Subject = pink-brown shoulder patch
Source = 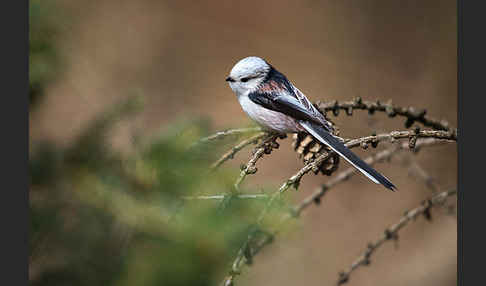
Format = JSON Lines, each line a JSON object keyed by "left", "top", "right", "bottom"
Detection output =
{"left": 260, "top": 80, "right": 285, "bottom": 93}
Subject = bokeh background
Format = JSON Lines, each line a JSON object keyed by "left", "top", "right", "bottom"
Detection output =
{"left": 29, "top": 0, "right": 457, "bottom": 285}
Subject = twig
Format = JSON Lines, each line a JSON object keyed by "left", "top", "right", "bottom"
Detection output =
{"left": 234, "top": 134, "right": 282, "bottom": 190}
{"left": 210, "top": 132, "right": 266, "bottom": 170}
{"left": 337, "top": 189, "right": 457, "bottom": 285}
{"left": 279, "top": 129, "right": 456, "bottom": 194}
{"left": 343, "top": 129, "right": 456, "bottom": 146}
{"left": 192, "top": 127, "right": 262, "bottom": 146}
{"left": 181, "top": 194, "right": 269, "bottom": 200}
{"left": 407, "top": 161, "right": 441, "bottom": 193}
{"left": 316, "top": 98, "right": 454, "bottom": 131}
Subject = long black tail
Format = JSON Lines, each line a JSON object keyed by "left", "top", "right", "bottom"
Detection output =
{"left": 299, "top": 121, "right": 396, "bottom": 191}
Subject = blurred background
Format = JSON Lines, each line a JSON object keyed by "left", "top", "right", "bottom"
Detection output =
{"left": 29, "top": 0, "right": 457, "bottom": 285}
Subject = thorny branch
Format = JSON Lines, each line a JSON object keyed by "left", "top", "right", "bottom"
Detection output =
{"left": 278, "top": 129, "right": 456, "bottom": 194}
{"left": 210, "top": 132, "right": 266, "bottom": 170}
{"left": 193, "top": 127, "right": 261, "bottom": 146}
{"left": 234, "top": 133, "right": 285, "bottom": 190}
{"left": 316, "top": 97, "right": 454, "bottom": 132}
{"left": 181, "top": 194, "right": 269, "bottom": 200}
{"left": 223, "top": 138, "right": 453, "bottom": 285}
{"left": 337, "top": 189, "right": 457, "bottom": 286}
{"left": 407, "top": 161, "right": 441, "bottom": 193}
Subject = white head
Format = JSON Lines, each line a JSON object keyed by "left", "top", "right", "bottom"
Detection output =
{"left": 226, "top": 56, "right": 271, "bottom": 95}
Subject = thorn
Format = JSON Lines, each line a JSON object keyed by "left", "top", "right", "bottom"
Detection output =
{"left": 386, "top": 105, "right": 396, "bottom": 117}
{"left": 361, "top": 141, "right": 369, "bottom": 149}
{"left": 292, "top": 179, "right": 301, "bottom": 191}
{"left": 413, "top": 125, "right": 421, "bottom": 134}
{"left": 384, "top": 229, "right": 395, "bottom": 240}
{"left": 371, "top": 138, "right": 378, "bottom": 148}
{"left": 243, "top": 244, "right": 253, "bottom": 265}
{"left": 333, "top": 108, "right": 340, "bottom": 116}
{"left": 363, "top": 243, "right": 373, "bottom": 265}
{"left": 423, "top": 200, "right": 433, "bottom": 221}
{"left": 366, "top": 242, "right": 374, "bottom": 251}
{"left": 338, "top": 272, "right": 349, "bottom": 285}
{"left": 346, "top": 106, "right": 353, "bottom": 116}
{"left": 363, "top": 257, "right": 371, "bottom": 266}
{"left": 370, "top": 132, "right": 378, "bottom": 148}
{"left": 408, "top": 135, "right": 417, "bottom": 150}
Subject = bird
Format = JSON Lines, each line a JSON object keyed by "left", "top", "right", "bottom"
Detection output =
{"left": 225, "top": 56, "right": 396, "bottom": 191}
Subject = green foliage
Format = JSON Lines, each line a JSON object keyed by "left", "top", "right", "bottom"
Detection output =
{"left": 30, "top": 99, "right": 267, "bottom": 286}
{"left": 29, "top": 0, "right": 66, "bottom": 107}
{"left": 29, "top": 4, "right": 278, "bottom": 284}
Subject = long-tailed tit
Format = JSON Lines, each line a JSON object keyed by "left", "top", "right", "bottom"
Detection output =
{"left": 225, "top": 56, "right": 396, "bottom": 191}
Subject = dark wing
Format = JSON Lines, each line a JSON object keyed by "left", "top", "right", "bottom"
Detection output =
{"left": 248, "top": 90, "right": 328, "bottom": 128}
{"left": 248, "top": 74, "right": 334, "bottom": 132}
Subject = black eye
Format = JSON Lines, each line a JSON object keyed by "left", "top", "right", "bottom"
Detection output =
{"left": 241, "top": 77, "right": 249, "bottom": 82}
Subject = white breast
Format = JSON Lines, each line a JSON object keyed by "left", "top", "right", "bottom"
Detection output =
{"left": 237, "top": 94, "right": 302, "bottom": 133}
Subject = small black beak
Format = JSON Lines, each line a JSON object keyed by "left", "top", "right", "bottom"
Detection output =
{"left": 225, "top": 76, "right": 235, "bottom": 82}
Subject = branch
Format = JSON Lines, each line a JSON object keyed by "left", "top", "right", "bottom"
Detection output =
{"left": 210, "top": 132, "right": 266, "bottom": 170}
{"left": 234, "top": 134, "right": 283, "bottom": 190}
{"left": 337, "top": 189, "right": 457, "bottom": 285}
{"left": 192, "top": 127, "right": 262, "bottom": 146}
{"left": 407, "top": 160, "right": 441, "bottom": 193}
{"left": 316, "top": 97, "right": 454, "bottom": 131}
{"left": 181, "top": 194, "right": 269, "bottom": 200}
{"left": 279, "top": 129, "right": 456, "bottom": 194}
